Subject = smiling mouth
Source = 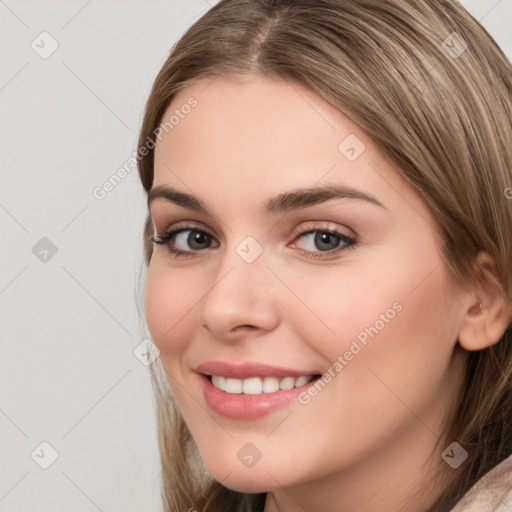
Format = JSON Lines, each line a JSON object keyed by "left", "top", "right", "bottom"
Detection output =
{"left": 207, "top": 374, "right": 320, "bottom": 395}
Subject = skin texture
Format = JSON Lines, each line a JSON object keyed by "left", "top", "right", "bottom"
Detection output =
{"left": 145, "top": 74, "right": 502, "bottom": 511}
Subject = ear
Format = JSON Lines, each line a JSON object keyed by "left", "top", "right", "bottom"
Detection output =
{"left": 458, "top": 251, "right": 512, "bottom": 352}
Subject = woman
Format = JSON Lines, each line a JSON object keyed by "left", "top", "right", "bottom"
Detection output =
{"left": 136, "top": 0, "right": 512, "bottom": 510}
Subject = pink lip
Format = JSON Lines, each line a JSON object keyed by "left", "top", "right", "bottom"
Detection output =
{"left": 195, "top": 361, "right": 321, "bottom": 420}
{"left": 195, "top": 361, "right": 319, "bottom": 379}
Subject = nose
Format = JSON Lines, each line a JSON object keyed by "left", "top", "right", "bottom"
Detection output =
{"left": 198, "top": 246, "right": 280, "bottom": 342}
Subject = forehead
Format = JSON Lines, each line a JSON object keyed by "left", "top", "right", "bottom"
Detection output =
{"left": 151, "top": 74, "right": 434, "bottom": 229}
{"left": 154, "top": 75, "right": 373, "bottom": 184}
{"left": 170, "top": 73, "right": 338, "bottom": 124}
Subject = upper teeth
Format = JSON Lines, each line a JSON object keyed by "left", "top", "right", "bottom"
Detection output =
{"left": 211, "top": 375, "right": 314, "bottom": 394}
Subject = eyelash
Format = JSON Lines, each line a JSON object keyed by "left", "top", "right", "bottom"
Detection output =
{"left": 152, "top": 223, "right": 357, "bottom": 260}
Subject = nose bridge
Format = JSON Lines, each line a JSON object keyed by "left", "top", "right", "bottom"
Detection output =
{"left": 214, "top": 231, "right": 269, "bottom": 289}
{"left": 198, "top": 233, "right": 279, "bottom": 337}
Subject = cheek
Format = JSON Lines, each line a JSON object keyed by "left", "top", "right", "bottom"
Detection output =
{"left": 145, "top": 260, "right": 198, "bottom": 357}
{"left": 288, "top": 242, "right": 456, "bottom": 391}
{"left": 282, "top": 261, "right": 407, "bottom": 364}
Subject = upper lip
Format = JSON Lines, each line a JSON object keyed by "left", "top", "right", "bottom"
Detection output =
{"left": 195, "top": 361, "right": 320, "bottom": 379}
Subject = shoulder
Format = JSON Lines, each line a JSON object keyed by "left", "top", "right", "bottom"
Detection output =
{"left": 452, "top": 454, "right": 512, "bottom": 511}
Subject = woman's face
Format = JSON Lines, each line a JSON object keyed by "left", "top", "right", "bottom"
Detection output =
{"left": 145, "top": 74, "right": 467, "bottom": 501}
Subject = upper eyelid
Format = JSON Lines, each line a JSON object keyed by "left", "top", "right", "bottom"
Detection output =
{"left": 148, "top": 195, "right": 378, "bottom": 235}
{"left": 155, "top": 219, "right": 353, "bottom": 236}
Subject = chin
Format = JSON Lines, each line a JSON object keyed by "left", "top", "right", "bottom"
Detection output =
{"left": 204, "top": 463, "right": 279, "bottom": 494}
{"left": 222, "top": 480, "right": 270, "bottom": 494}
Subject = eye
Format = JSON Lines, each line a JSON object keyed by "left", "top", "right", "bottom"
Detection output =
{"left": 291, "top": 225, "right": 357, "bottom": 259}
{"left": 152, "top": 225, "right": 218, "bottom": 257}
{"left": 152, "top": 223, "right": 357, "bottom": 259}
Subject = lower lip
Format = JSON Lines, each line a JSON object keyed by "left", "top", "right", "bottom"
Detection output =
{"left": 200, "top": 374, "right": 319, "bottom": 420}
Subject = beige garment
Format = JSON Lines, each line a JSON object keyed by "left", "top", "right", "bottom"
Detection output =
{"left": 452, "top": 455, "right": 512, "bottom": 511}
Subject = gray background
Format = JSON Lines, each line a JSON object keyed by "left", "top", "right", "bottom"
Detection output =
{"left": 1, "top": 1, "right": 510, "bottom": 511}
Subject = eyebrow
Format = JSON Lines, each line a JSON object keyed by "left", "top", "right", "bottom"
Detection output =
{"left": 147, "top": 183, "right": 386, "bottom": 215}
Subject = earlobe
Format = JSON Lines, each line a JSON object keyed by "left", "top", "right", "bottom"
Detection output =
{"left": 457, "top": 252, "right": 511, "bottom": 352}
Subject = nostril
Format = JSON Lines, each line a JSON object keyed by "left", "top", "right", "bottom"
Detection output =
{"left": 233, "top": 325, "right": 257, "bottom": 333}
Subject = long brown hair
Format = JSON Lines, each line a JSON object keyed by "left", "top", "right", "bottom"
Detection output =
{"left": 135, "top": 1, "right": 512, "bottom": 510}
